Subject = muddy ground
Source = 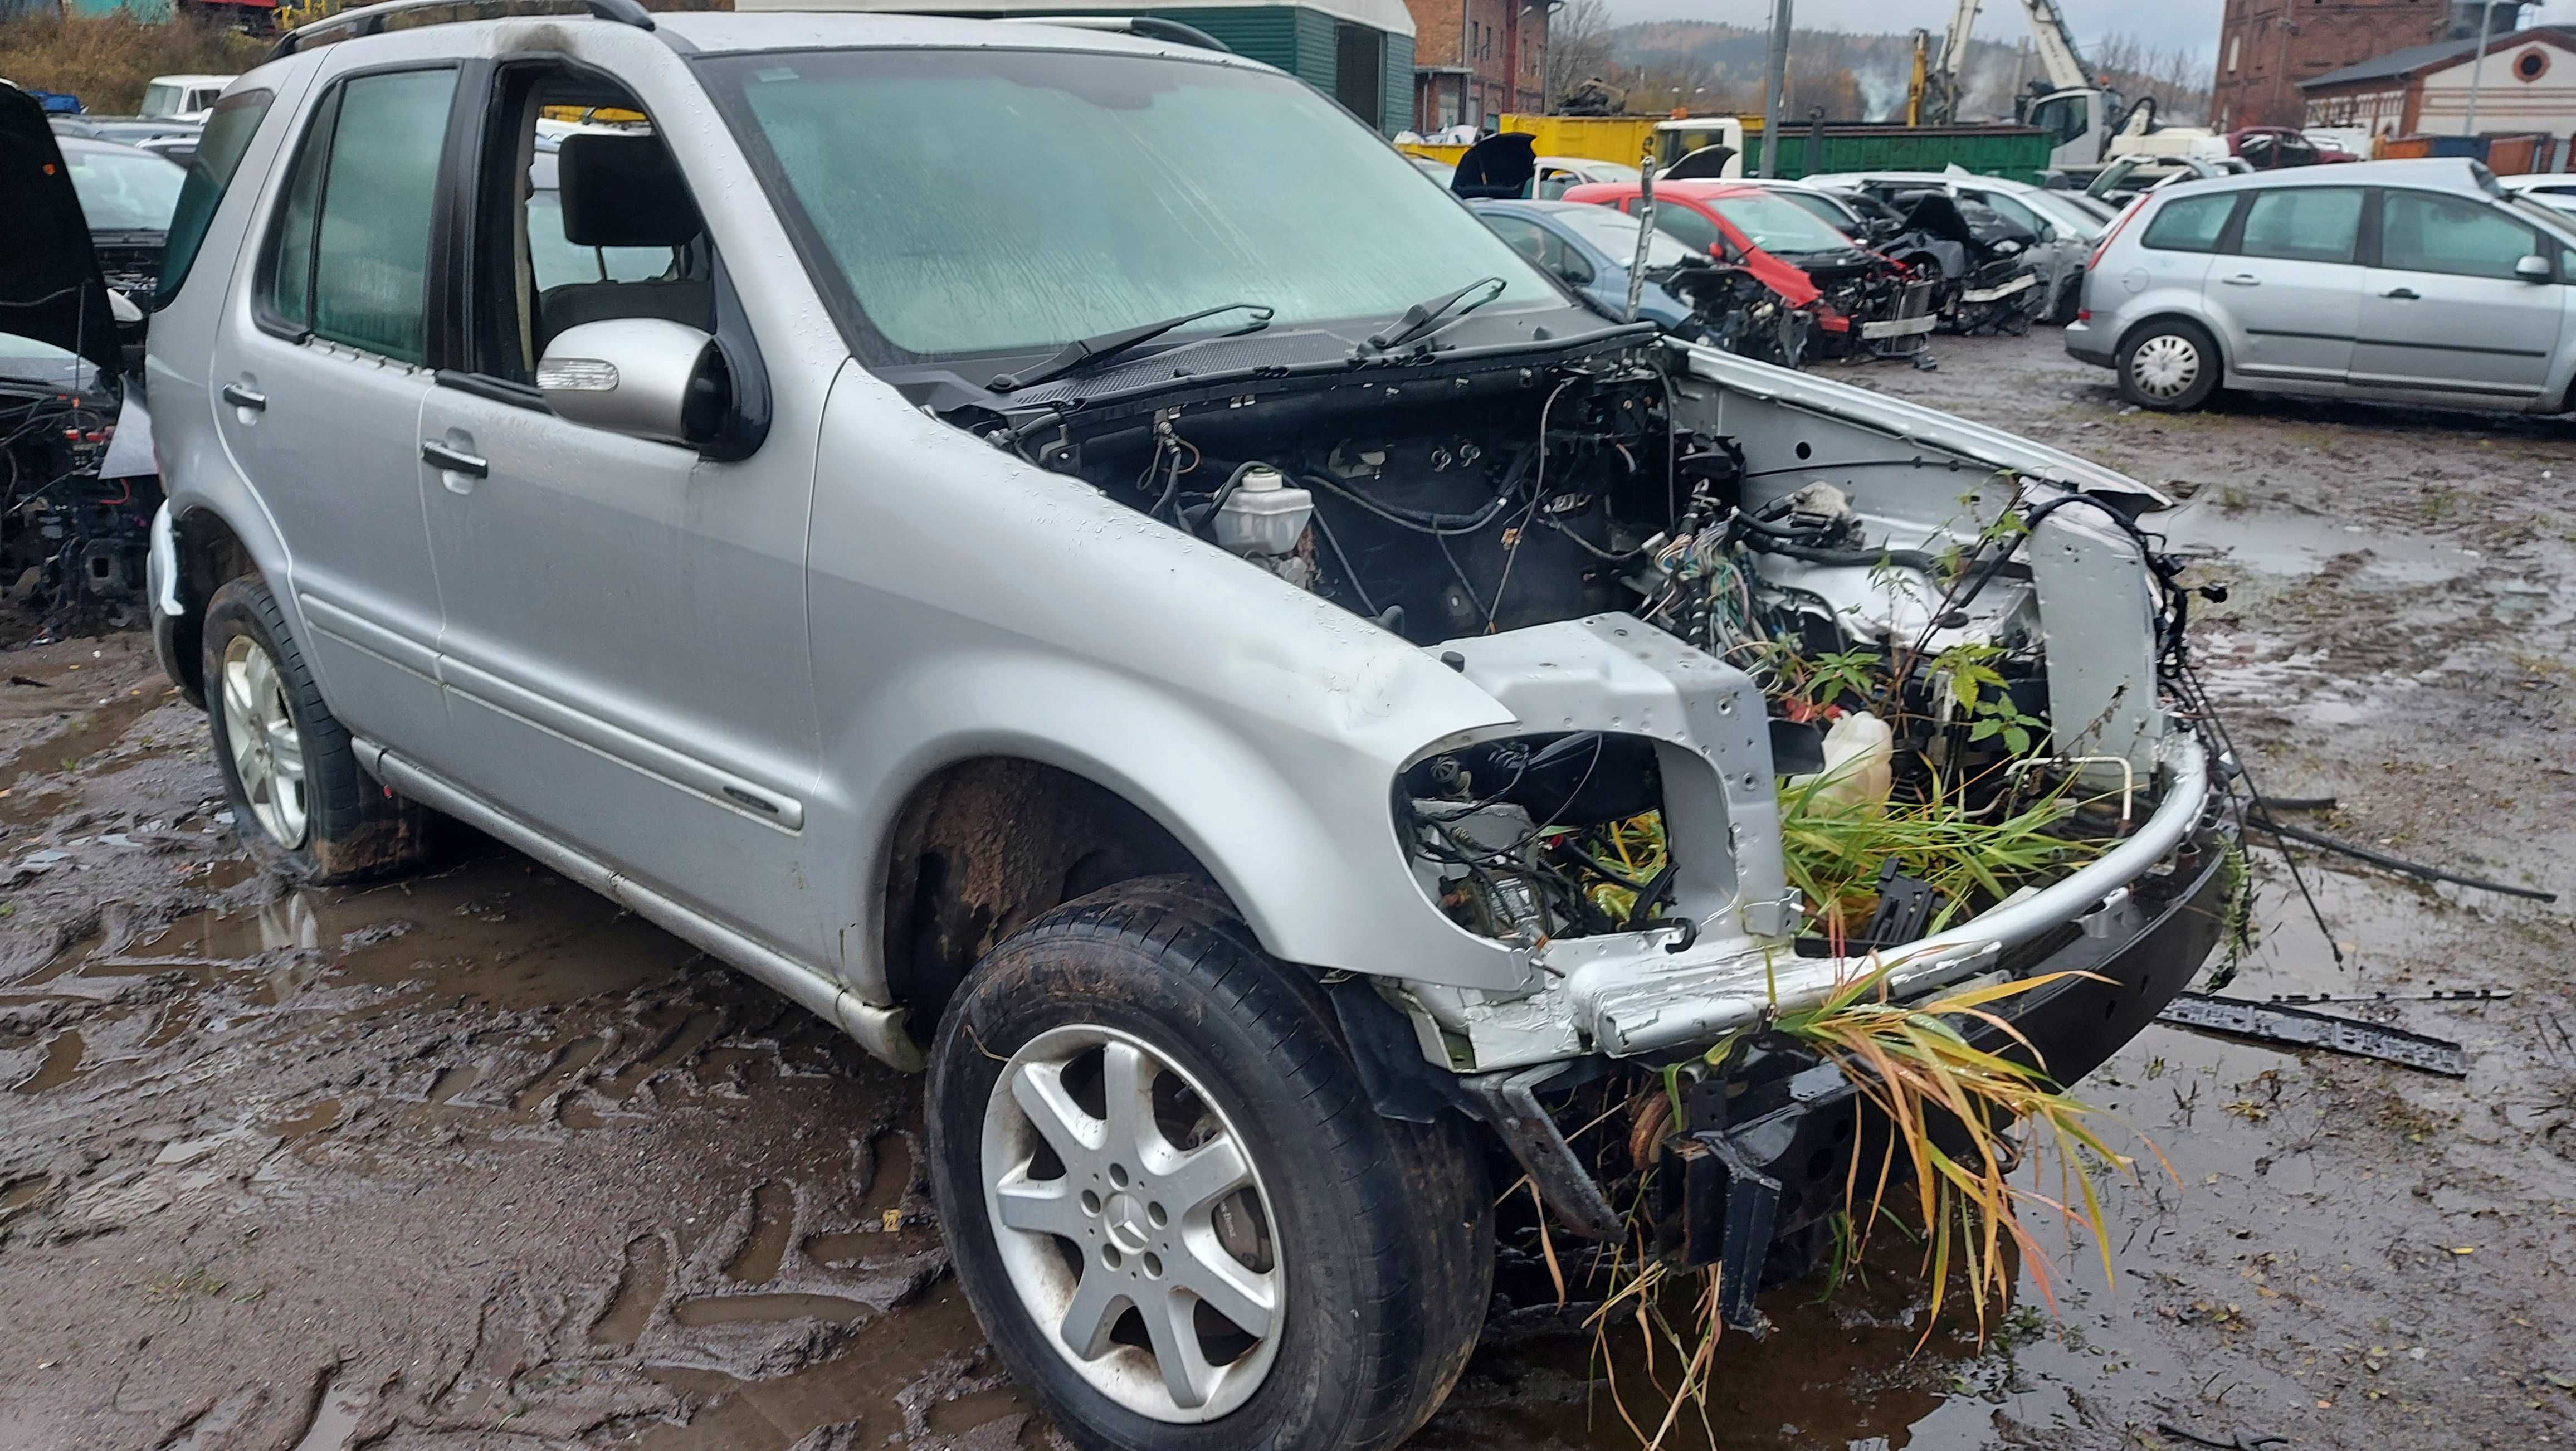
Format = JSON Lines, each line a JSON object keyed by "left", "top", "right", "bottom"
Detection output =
{"left": 2, "top": 334, "right": 2570, "bottom": 1451}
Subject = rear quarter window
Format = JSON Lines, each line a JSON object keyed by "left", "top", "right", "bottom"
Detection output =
{"left": 155, "top": 87, "right": 275, "bottom": 308}
{"left": 2139, "top": 192, "right": 2237, "bottom": 253}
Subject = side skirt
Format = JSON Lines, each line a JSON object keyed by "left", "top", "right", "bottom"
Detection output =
{"left": 353, "top": 737, "right": 925, "bottom": 1072}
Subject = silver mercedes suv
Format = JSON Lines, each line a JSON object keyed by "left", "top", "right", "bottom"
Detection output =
{"left": 135, "top": 4, "right": 2226, "bottom": 1445}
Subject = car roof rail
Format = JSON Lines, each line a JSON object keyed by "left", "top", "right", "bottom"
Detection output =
{"left": 991, "top": 14, "right": 1229, "bottom": 52}
{"left": 269, "top": 0, "right": 657, "bottom": 61}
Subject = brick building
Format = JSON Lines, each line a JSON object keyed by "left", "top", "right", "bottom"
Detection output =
{"left": 2302, "top": 26, "right": 2576, "bottom": 161}
{"left": 2211, "top": 0, "right": 2517, "bottom": 129}
{"left": 1404, "top": 0, "right": 1550, "bottom": 132}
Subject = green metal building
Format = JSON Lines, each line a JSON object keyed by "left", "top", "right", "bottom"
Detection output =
{"left": 738, "top": 0, "right": 1416, "bottom": 136}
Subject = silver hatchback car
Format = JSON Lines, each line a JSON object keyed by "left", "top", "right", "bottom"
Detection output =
{"left": 2067, "top": 158, "right": 2576, "bottom": 413}
{"left": 126, "top": 4, "right": 2224, "bottom": 1446}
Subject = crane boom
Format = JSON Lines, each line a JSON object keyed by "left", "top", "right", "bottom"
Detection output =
{"left": 1933, "top": 0, "right": 1980, "bottom": 86}
{"left": 2017, "top": 0, "right": 2096, "bottom": 91}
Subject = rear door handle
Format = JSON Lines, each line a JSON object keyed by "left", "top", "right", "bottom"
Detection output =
{"left": 2382, "top": 286, "right": 2421, "bottom": 300}
{"left": 421, "top": 441, "right": 489, "bottom": 478}
{"left": 2220, "top": 274, "right": 2260, "bottom": 286}
{"left": 219, "top": 382, "right": 266, "bottom": 411}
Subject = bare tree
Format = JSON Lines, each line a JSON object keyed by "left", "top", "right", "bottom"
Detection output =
{"left": 1544, "top": 0, "right": 1616, "bottom": 112}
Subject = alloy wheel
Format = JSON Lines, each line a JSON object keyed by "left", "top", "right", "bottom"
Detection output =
{"left": 2130, "top": 333, "right": 2202, "bottom": 400}
{"left": 219, "top": 634, "right": 310, "bottom": 848}
{"left": 980, "top": 1024, "right": 1284, "bottom": 1423}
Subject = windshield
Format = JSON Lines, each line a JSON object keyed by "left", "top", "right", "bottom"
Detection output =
{"left": 1553, "top": 206, "right": 1694, "bottom": 268}
{"left": 701, "top": 48, "right": 1558, "bottom": 362}
{"left": 140, "top": 82, "right": 185, "bottom": 117}
{"left": 64, "top": 145, "right": 186, "bottom": 231}
{"left": 1708, "top": 193, "right": 1854, "bottom": 254}
{"left": 2018, "top": 188, "right": 2104, "bottom": 239}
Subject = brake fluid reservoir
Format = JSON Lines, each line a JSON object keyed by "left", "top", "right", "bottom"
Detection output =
{"left": 1214, "top": 465, "right": 1313, "bottom": 557}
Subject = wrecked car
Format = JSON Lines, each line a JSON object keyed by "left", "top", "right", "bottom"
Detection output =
{"left": 1, "top": 85, "right": 161, "bottom": 630}
{"left": 1469, "top": 197, "right": 1809, "bottom": 366}
{"left": 138, "top": 7, "right": 2227, "bottom": 1449}
{"left": 1564, "top": 177, "right": 1939, "bottom": 363}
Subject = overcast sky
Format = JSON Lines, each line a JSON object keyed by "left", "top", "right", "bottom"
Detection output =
{"left": 1597, "top": 0, "right": 2576, "bottom": 72}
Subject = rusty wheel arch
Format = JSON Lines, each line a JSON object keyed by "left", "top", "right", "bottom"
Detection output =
{"left": 877, "top": 756, "right": 1218, "bottom": 1051}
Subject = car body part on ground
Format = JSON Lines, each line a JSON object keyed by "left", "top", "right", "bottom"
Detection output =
{"left": 130, "top": 9, "right": 2224, "bottom": 1445}
{"left": 2155, "top": 993, "right": 2471, "bottom": 1077}
{"left": 2069, "top": 157, "right": 2576, "bottom": 416}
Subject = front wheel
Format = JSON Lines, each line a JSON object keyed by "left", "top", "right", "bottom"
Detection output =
{"left": 926, "top": 877, "right": 1491, "bottom": 1451}
{"left": 2118, "top": 318, "right": 2221, "bottom": 411}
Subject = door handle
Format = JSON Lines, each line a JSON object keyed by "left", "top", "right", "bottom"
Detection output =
{"left": 2382, "top": 287, "right": 2420, "bottom": 300}
{"left": 421, "top": 441, "right": 489, "bottom": 478}
{"left": 2219, "top": 274, "right": 2261, "bottom": 286}
{"left": 219, "top": 382, "right": 266, "bottom": 411}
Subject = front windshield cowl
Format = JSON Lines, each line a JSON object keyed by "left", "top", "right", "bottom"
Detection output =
{"left": 698, "top": 46, "right": 1571, "bottom": 377}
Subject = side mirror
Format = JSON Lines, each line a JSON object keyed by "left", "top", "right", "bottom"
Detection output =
{"left": 537, "top": 318, "right": 728, "bottom": 447}
{"left": 2515, "top": 254, "right": 2551, "bottom": 281}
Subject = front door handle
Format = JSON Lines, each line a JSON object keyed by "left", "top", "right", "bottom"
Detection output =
{"left": 2382, "top": 286, "right": 2421, "bottom": 300}
{"left": 421, "top": 441, "right": 489, "bottom": 478}
{"left": 2219, "top": 274, "right": 2261, "bottom": 286}
{"left": 219, "top": 382, "right": 266, "bottom": 411}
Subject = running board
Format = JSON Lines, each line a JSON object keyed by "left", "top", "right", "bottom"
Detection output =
{"left": 353, "top": 738, "right": 925, "bottom": 1072}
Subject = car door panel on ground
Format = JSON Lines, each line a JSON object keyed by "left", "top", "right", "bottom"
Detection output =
{"left": 2207, "top": 185, "right": 2363, "bottom": 384}
{"left": 207, "top": 66, "right": 460, "bottom": 745}
{"left": 413, "top": 65, "right": 823, "bottom": 955}
{"left": 2353, "top": 188, "right": 2568, "bottom": 401}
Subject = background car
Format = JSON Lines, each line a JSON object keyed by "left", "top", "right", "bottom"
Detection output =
{"left": 55, "top": 136, "right": 187, "bottom": 302}
{"left": 2067, "top": 158, "right": 2576, "bottom": 414}
{"left": 1467, "top": 198, "right": 1698, "bottom": 332}
{"left": 1531, "top": 155, "right": 1640, "bottom": 199}
{"left": 2500, "top": 172, "right": 2576, "bottom": 216}
{"left": 1806, "top": 169, "right": 2104, "bottom": 323}
{"left": 137, "top": 74, "right": 234, "bottom": 123}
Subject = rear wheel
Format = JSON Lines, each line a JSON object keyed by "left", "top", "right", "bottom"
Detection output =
{"left": 201, "top": 576, "right": 433, "bottom": 884}
{"left": 2118, "top": 318, "right": 2220, "bottom": 411}
{"left": 926, "top": 877, "right": 1491, "bottom": 1451}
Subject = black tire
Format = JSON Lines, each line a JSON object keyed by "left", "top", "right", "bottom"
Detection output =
{"left": 201, "top": 576, "right": 432, "bottom": 884}
{"left": 926, "top": 876, "right": 1492, "bottom": 1451}
{"left": 2048, "top": 272, "right": 2082, "bottom": 326}
{"left": 2117, "top": 317, "right": 2221, "bottom": 411}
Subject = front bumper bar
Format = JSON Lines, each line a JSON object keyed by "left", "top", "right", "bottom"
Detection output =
{"left": 1661, "top": 820, "right": 2232, "bottom": 1330}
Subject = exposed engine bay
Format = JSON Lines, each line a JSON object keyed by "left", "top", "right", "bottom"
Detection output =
{"left": 1, "top": 374, "right": 155, "bottom": 635}
{"left": 969, "top": 337, "right": 2189, "bottom": 1000}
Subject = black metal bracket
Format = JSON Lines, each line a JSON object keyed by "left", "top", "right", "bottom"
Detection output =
{"left": 1669, "top": 1130, "right": 1782, "bottom": 1333}
{"left": 2157, "top": 992, "right": 2469, "bottom": 1077}
{"left": 1453, "top": 1063, "right": 1624, "bottom": 1241}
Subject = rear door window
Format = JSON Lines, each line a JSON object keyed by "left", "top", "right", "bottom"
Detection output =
{"left": 262, "top": 67, "right": 460, "bottom": 364}
{"left": 2236, "top": 187, "right": 2363, "bottom": 263}
{"left": 2139, "top": 192, "right": 2237, "bottom": 252}
{"left": 2379, "top": 190, "right": 2542, "bottom": 279}
{"left": 157, "top": 87, "right": 273, "bottom": 305}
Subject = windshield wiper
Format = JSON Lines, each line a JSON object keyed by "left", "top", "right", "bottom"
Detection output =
{"left": 1358, "top": 276, "right": 1506, "bottom": 355}
{"left": 988, "top": 301, "right": 1274, "bottom": 393}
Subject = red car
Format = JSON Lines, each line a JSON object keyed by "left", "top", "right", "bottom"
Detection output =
{"left": 1559, "top": 179, "right": 1923, "bottom": 357}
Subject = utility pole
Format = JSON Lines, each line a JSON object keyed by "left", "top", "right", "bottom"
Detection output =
{"left": 2461, "top": 0, "right": 2504, "bottom": 143}
{"left": 1759, "top": 0, "right": 1794, "bottom": 176}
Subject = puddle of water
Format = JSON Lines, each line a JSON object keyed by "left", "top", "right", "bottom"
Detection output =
{"left": 637, "top": 1287, "right": 1035, "bottom": 1451}
{"left": 289, "top": 1381, "right": 368, "bottom": 1451}
{"left": 670, "top": 1293, "right": 875, "bottom": 1328}
{"left": 2152, "top": 500, "right": 2481, "bottom": 587}
{"left": 274, "top": 1099, "right": 344, "bottom": 1141}
{"left": 726, "top": 1182, "right": 796, "bottom": 1286}
{"left": 11, "top": 1030, "right": 84, "bottom": 1093}
{"left": 592, "top": 1235, "right": 669, "bottom": 1347}
{"left": 510, "top": 1035, "right": 609, "bottom": 1117}
{"left": 425, "top": 1064, "right": 479, "bottom": 1106}
{"left": 602, "top": 1010, "right": 727, "bottom": 1100}
{"left": 0, "top": 1176, "right": 46, "bottom": 1216}
{"left": 119, "top": 850, "right": 701, "bottom": 1011}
